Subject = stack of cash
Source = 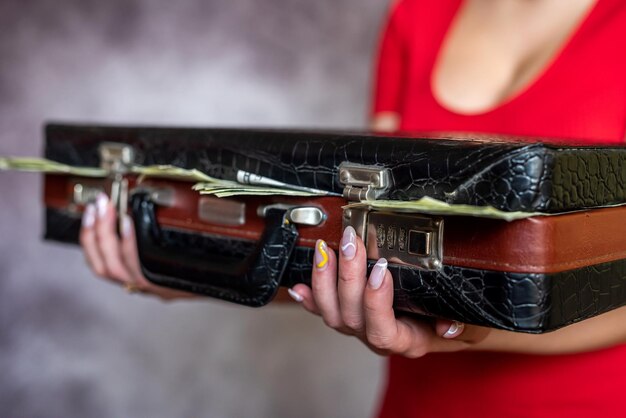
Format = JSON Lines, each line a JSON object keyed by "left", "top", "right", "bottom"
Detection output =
{"left": 1, "top": 157, "right": 542, "bottom": 220}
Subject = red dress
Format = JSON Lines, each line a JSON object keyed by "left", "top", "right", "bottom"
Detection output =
{"left": 372, "top": 1, "right": 626, "bottom": 417}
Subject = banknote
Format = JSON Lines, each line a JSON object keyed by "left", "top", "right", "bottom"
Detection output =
{"left": 0, "top": 157, "right": 107, "bottom": 177}
{"left": 192, "top": 169, "right": 337, "bottom": 197}
{"left": 235, "top": 170, "right": 337, "bottom": 195}
{"left": 192, "top": 184, "right": 326, "bottom": 197}
{"left": 344, "top": 197, "right": 544, "bottom": 221}
{"left": 194, "top": 186, "right": 327, "bottom": 198}
{"left": 134, "top": 165, "right": 219, "bottom": 183}
{"left": 0, "top": 158, "right": 226, "bottom": 182}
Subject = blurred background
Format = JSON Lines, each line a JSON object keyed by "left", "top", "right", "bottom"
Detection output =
{"left": 0, "top": 0, "right": 389, "bottom": 417}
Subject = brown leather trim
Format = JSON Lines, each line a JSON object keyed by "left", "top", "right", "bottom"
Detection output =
{"left": 44, "top": 175, "right": 626, "bottom": 274}
{"left": 44, "top": 175, "right": 343, "bottom": 247}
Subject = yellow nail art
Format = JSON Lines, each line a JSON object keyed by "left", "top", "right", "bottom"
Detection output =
{"left": 316, "top": 240, "right": 329, "bottom": 269}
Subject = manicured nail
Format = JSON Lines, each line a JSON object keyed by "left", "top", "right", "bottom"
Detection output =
{"left": 443, "top": 321, "right": 465, "bottom": 339}
{"left": 287, "top": 288, "right": 303, "bottom": 303}
{"left": 340, "top": 226, "right": 357, "bottom": 260}
{"left": 122, "top": 215, "right": 132, "bottom": 238}
{"left": 314, "top": 239, "right": 329, "bottom": 271}
{"left": 82, "top": 204, "right": 96, "bottom": 228}
{"left": 369, "top": 258, "right": 388, "bottom": 290}
{"left": 96, "top": 193, "right": 108, "bottom": 218}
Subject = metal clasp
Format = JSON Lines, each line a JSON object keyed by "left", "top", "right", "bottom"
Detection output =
{"left": 258, "top": 204, "right": 326, "bottom": 226}
{"left": 70, "top": 143, "right": 135, "bottom": 219}
{"left": 338, "top": 162, "right": 391, "bottom": 201}
{"left": 99, "top": 143, "right": 135, "bottom": 231}
{"left": 343, "top": 207, "right": 443, "bottom": 270}
{"left": 72, "top": 180, "right": 106, "bottom": 206}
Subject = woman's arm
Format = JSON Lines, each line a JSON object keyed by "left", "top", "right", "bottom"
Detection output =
{"left": 471, "top": 306, "right": 626, "bottom": 355}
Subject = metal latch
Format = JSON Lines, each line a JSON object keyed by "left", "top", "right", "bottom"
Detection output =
{"left": 338, "top": 162, "right": 391, "bottom": 201}
{"left": 343, "top": 207, "right": 443, "bottom": 271}
{"left": 258, "top": 204, "right": 326, "bottom": 226}
{"left": 99, "top": 142, "right": 135, "bottom": 230}
{"left": 72, "top": 180, "right": 106, "bottom": 206}
{"left": 70, "top": 143, "right": 135, "bottom": 219}
{"left": 339, "top": 163, "right": 441, "bottom": 270}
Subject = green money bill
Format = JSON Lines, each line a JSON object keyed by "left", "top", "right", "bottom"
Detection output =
{"left": 344, "top": 197, "right": 544, "bottom": 221}
{"left": 0, "top": 157, "right": 107, "bottom": 177}
{"left": 0, "top": 158, "right": 221, "bottom": 182}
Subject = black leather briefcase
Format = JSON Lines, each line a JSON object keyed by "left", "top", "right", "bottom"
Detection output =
{"left": 43, "top": 124, "right": 626, "bottom": 333}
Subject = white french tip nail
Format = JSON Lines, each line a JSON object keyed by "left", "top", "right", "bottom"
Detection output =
{"left": 96, "top": 193, "right": 108, "bottom": 218}
{"left": 444, "top": 321, "right": 465, "bottom": 338}
{"left": 82, "top": 204, "right": 96, "bottom": 228}
{"left": 287, "top": 288, "right": 303, "bottom": 303}
{"left": 122, "top": 215, "right": 132, "bottom": 238}
{"left": 368, "top": 258, "right": 388, "bottom": 290}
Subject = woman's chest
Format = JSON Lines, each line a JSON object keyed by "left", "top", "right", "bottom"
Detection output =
{"left": 431, "top": 0, "right": 599, "bottom": 115}
{"left": 398, "top": 0, "right": 626, "bottom": 142}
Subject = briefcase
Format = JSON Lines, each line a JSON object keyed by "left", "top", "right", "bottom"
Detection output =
{"left": 42, "top": 123, "right": 626, "bottom": 333}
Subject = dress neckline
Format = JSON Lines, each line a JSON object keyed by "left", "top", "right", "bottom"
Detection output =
{"left": 428, "top": 0, "right": 602, "bottom": 117}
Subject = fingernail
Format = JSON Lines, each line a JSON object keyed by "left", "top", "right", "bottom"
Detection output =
{"left": 340, "top": 226, "right": 357, "bottom": 260}
{"left": 314, "top": 240, "right": 329, "bottom": 271}
{"left": 443, "top": 321, "right": 465, "bottom": 339}
{"left": 96, "top": 193, "right": 108, "bottom": 218}
{"left": 122, "top": 215, "right": 132, "bottom": 238}
{"left": 287, "top": 288, "right": 303, "bottom": 303}
{"left": 82, "top": 204, "right": 96, "bottom": 228}
{"left": 369, "top": 258, "right": 388, "bottom": 290}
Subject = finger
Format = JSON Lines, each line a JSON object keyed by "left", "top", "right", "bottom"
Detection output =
{"left": 337, "top": 226, "right": 367, "bottom": 332}
{"left": 311, "top": 239, "right": 343, "bottom": 329}
{"left": 289, "top": 284, "right": 321, "bottom": 315}
{"left": 79, "top": 203, "right": 107, "bottom": 277}
{"left": 427, "top": 320, "right": 491, "bottom": 352}
{"left": 94, "top": 193, "right": 134, "bottom": 284}
{"left": 435, "top": 319, "right": 465, "bottom": 339}
{"left": 363, "top": 259, "right": 433, "bottom": 357}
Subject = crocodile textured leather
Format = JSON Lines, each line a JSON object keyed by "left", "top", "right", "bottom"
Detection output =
{"left": 45, "top": 208, "right": 626, "bottom": 332}
{"left": 284, "top": 249, "right": 626, "bottom": 332}
{"left": 45, "top": 125, "right": 626, "bottom": 213}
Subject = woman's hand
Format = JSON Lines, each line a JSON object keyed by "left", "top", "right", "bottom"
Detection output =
{"left": 289, "top": 226, "right": 490, "bottom": 357}
{"left": 79, "top": 193, "right": 196, "bottom": 301}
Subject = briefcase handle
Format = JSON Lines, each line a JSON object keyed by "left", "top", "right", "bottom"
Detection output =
{"left": 129, "top": 190, "right": 299, "bottom": 307}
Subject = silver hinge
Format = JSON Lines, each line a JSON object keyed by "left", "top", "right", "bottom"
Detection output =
{"left": 338, "top": 162, "right": 391, "bottom": 201}
{"left": 99, "top": 143, "right": 135, "bottom": 231}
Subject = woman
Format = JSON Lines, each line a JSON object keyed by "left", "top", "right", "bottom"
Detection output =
{"left": 81, "top": 0, "right": 626, "bottom": 416}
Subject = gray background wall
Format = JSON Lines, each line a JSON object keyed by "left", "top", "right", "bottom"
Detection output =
{"left": 0, "top": 0, "right": 389, "bottom": 417}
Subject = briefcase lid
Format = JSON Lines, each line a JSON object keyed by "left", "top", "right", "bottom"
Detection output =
{"left": 45, "top": 123, "right": 626, "bottom": 213}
